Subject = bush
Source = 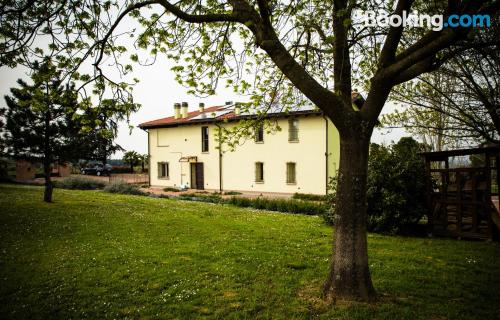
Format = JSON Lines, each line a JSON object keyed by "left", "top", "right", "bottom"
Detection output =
{"left": 55, "top": 176, "right": 106, "bottom": 190}
{"left": 292, "top": 193, "right": 327, "bottom": 202}
{"left": 366, "top": 137, "right": 427, "bottom": 234}
{"left": 0, "top": 158, "right": 11, "bottom": 182}
{"left": 223, "top": 191, "right": 242, "bottom": 195}
{"left": 322, "top": 137, "right": 427, "bottom": 233}
{"left": 322, "top": 177, "right": 337, "bottom": 226}
{"left": 178, "top": 192, "right": 223, "bottom": 203}
{"left": 111, "top": 165, "right": 132, "bottom": 174}
{"left": 104, "top": 181, "right": 145, "bottom": 195}
{"left": 163, "top": 187, "right": 181, "bottom": 192}
{"left": 226, "top": 196, "right": 327, "bottom": 215}
{"left": 226, "top": 196, "right": 253, "bottom": 207}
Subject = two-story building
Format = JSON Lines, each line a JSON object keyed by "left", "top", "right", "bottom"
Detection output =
{"left": 139, "top": 97, "right": 362, "bottom": 195}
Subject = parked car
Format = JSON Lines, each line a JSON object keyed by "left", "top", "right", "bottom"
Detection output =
{"left": 81, "top": 164, "right": 112, "bottom": 176}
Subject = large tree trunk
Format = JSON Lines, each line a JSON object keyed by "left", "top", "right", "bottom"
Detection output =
{"left": 43, "top": 159, "right": 53, "bottom": 203}
{"left": 323, "top": 132, "right": 375, "bottom": 301}
{"left": 43, "top": 108, "right": 53, "bottom": 203}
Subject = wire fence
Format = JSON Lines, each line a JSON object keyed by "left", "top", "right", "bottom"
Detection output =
{"left": 108, "top": 173, "right": 148, "bottom": 185}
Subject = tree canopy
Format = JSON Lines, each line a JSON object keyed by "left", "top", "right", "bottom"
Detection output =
{"left": 383, "top": 22, "right": 499, "bottom": 150}
{"left": 1, "top": 59, "right": 81, "bottom": 201}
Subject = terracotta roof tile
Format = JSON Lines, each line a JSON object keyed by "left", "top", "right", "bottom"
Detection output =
{"left": 139, "top": 92, "right": 364, "bottom": 129}
{"left": 139, "top": 105, "right": 224, "bottom": 128}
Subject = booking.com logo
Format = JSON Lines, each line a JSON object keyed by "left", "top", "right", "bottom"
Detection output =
{"left": 361, "top": 10, "right": 491, "bottom": 31}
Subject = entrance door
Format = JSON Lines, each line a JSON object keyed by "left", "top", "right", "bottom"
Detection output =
{"left": 190, "top": 163, "right": 204, "bottom": 190}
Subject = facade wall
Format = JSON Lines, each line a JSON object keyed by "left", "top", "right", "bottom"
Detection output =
{"left": 149, "top": 124, "right": 221, "bottom": 190}
{"left": 148, "top": 115, "right": 340, "bottom": 195}
{"left": 221, "top": 116, "right": 331, "bottom": 194}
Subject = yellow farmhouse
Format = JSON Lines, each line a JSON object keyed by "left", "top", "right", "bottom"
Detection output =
{"left": 139, "top": 96, "right": 363, "bottom": 195}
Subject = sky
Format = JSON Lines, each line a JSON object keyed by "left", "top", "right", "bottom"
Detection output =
{"left": 0, "top": 14, "right": 405, "bottom": 159}
{"left": 0, "top": 61, "right": 405, "bottom": 158}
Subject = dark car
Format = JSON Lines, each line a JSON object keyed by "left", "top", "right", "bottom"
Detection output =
{"left": 81, "top": 164, "right": 112, "bottom": 176}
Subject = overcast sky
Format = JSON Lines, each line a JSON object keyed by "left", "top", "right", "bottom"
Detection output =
{"left": 0, "top": 62, "right": 405, "bottom": 158}
{"left": 0, "top": 14, "right": 405, "bottom": 159}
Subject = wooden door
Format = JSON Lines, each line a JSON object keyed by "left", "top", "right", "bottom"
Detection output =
{"left": 190, "top": 163, "right": 204, "bottom": 190}
{"left": 195, "top": 163, "right": 204, "bottom": 190}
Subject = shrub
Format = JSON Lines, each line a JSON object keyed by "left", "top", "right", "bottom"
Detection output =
{"left": 226, "top": 196, "right": 327, "bottom": 215}
{"left": 226, "top": 196, "right": 252, "bottom": 207}
{"left": 55, "top": 176, "right": 106, "bottom": 190}
{"left": 178, "top": 192, "right": 223, "bottom": 203}
{"left": 322, "top": 177, "right": 337, "bottom": 226}
{"left": 292, "top": 193, "right": 327, "bottom": 202}
{"left": 366, "top": 137, "right": 427, "bottom": 234}
{"left": 0, "top": 158, "right": 11, "bottom": 182}
{"left": 111, "top": 165, "right": 132, "bottom": 174}
{"left": 223, "top": 191, "right": 242, "bottom": 195}
{"left": 163, "top": 187, "right": 181, "bottom": 192}
{"left": 104, "top": 181, "right": 145, "bottom": 195}
{"left": 322, "top": 137, "right": 426, "bottom": 234}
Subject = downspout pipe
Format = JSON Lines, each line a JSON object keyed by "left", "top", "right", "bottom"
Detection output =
{"left": 140, "top": 127, "right": 151, "bottom": 187}
{"left": 215, "top": 123, "right": 223, "bottom": 192}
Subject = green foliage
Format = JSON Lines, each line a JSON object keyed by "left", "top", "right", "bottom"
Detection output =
{"left": 73, "top": 98, "right": 137, "bottom": 163}
{"left": 226, "top": 197, "right": 327, "bottom": 215}
{"left": 366, "top": 137, "right": 427, "bottom": 234}
{"left": 122, "top": 151, "right": 141, "bottom": 172}
{"left": 0, "top": 158, "right": 12, "bottom": 182}
{"left": 178, "top": 192, "right": 223, "bottom": 203}
{"left": 163, "top": 187, "right": 181, "bottom": 192}
{"left": 321, "top": 138, "right": 427, "bottom": 234}
{"left": 55, "top": 176, "right": 106, "bottom": 190}
{"left": 1, "top": 59, "right": 81, "bottom": 163}
{"left": 223, "top": 191, "right": 242, "bottom": 195}
{"left": 110, "top": 165, "right": 133, "bottom": 174}
{"left": 322, "top": 177, "right": 338, "bottom": 226}
{"left": 103, "top": 180, "right": 145, "bottom": 195}
{"left": 292, "top": 193, "right": 327, "bottom": 202}
{"left": 2, "top": 184, "right": 500, "bottom": 319}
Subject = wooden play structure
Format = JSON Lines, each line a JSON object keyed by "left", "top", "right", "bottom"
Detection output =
{"left": 421, "top": 145, "right": 500, "bottom": 240}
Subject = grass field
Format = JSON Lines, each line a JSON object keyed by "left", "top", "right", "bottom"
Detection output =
{"left": 1, "top": 184, "right": 500, "bottom": 319}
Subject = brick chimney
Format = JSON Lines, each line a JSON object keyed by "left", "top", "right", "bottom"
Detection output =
{"left": 199, "top": 102, "right": 205, "bottom": 113}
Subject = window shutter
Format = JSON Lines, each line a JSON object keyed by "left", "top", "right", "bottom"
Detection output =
{"left": 287, "top": 162, "right": 296, "bottom": 184}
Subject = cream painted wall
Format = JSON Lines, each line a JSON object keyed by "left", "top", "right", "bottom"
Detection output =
{"left": 147, "top": 114, "right": 340, "bottom": 195}
{"left": 327, "top": 119, "right": 340, "bottom": 190}
{"left": 149, "top": 124, "right": 220, "bottom": 189}
{"left": 221, "top": 116, "right": 328, "bottom": 194}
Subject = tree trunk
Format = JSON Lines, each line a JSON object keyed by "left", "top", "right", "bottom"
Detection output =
{"left": 130, "top": 164, "right": 134, "bottom": 173}
{"left": 43, "top": 108, "right": 53, "bottom": 203}
{"left": 43, "top": 159, "right": 53, "bottom": 203}
{"left": 323, "top": 133, "right": 376, "bottom": 301}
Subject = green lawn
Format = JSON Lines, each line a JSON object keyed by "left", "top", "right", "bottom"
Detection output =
{"left": 1, "top": 184, "right": 500, "bottom": 319}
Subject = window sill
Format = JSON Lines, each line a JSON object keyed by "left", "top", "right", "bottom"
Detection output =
{"left": 255, "top": 181, "right": 264, "bottom": 184}
{"left": 158, "top": 177, "right": 170, "bottom": 180}
{"left": 288, "top": 140, "right": 299, "bottom": 143}
{"left": 201, "top": 151, "right": 209, "bottom": 154}
{"left": 286, "top": 182, "right": 297, "bottom": 185}
{"left": 255, "top": 141, "right": 264, "bottom": 144}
